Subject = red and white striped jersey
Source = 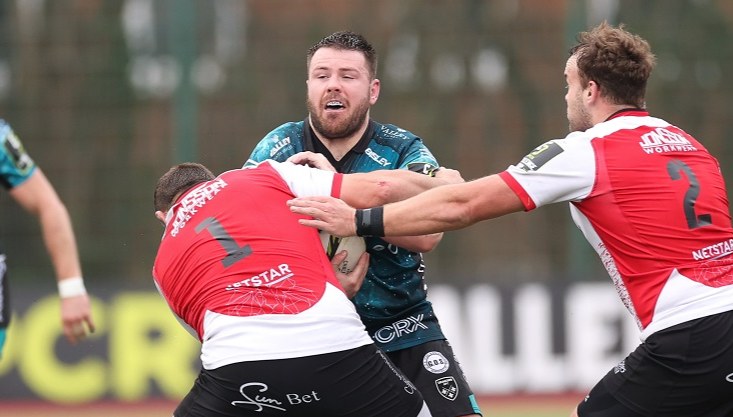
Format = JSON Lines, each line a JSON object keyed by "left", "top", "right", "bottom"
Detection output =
{"left": 499, "top": 110, "right": 733, "bottom": 341}
{"left": 152, "top": 160, "right": 372, "bottom": 369}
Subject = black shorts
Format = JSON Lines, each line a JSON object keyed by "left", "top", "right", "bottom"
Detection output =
{"left": 577, "top": 310, "right": 733, "bottom": 417}
{"left": 387, "top": 339, "right": 482, "bottom": 417}
{"left": 175, "top": 344, "right": 430, "bottom": 417}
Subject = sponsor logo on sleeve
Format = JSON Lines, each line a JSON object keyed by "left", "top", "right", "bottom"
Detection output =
{"left": 4, "top": 131, "right": 34, "bottom": 175}
{"left": 406, "top": 162, "right": 439, "bottom": 176}
{"left": 516, "top": 141, "right": 564, "bottom": 172}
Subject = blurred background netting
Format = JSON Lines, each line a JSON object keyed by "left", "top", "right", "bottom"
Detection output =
{"left": 0, "top": 0, "right": 731, "bottom": 288}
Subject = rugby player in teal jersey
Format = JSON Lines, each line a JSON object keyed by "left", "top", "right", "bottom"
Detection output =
{"left": 0, "top": 120, "right": 94, "bottom": 358}
{"left": 244, "top": 31, "right": 482, "bottom": 417}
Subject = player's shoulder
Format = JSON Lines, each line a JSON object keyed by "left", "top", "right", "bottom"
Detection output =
{"left": 0, "top": 119, "right": 36, "bottom": 179}
{"left": 246, "top": 121, "right": 306, "bottom": 166}
{"left": 371, "top": 121, "right": 420, "bottom": 143}
{"left": 0, "top": 119, "right": 12, "bottom": 141}
{"left": 370, "top": 121, "right": 430, "bottom": 156}
{"left": 265, "top": 120, "right": 305, "bottom": 136}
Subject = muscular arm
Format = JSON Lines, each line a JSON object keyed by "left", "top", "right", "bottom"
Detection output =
{"left": 381, "top": 174, "right": 524, "bottom": 235}
{"left": 338, "top": 168, "right": 459, "bottom": 209}
{"left": 288, "top": 151, "right": 456, "bottom": 251}
{"left": 9, "top": 169, "right": 95, "bottom": 344}
{"left": 381, "top": 234, "right": 442, "bottom": 253}
{"left": 289, "top": 174, "right": 525, "bottom": 237}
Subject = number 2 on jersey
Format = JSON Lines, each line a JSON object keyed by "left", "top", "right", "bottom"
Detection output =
{"left": 667, "top": 159, "right": 712, "bottom": 229}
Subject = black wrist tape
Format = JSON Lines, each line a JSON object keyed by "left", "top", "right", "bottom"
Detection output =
{"left": 355, "top": 207, "right": 385, "bottom": 237}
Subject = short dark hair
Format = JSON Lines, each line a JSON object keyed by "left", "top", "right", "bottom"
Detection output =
{"left": 306, "top": 31, "right": 378, "bottom": 79}
{"left": 153, "top": 162, "right": 215, "bottom": 212}
{"left": 570, "top": 21, "right": 656, "bottom": 108}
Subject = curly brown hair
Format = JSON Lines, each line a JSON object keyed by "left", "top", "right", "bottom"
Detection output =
{"left": 570, "top": 21, "right": 656, "bottom": 109}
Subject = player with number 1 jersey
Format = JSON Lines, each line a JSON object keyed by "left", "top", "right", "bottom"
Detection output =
{"left": 153, "top": 160, "right": 434, "bottom": 417}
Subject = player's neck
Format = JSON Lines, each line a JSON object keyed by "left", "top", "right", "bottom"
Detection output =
{"left": 314, "top": 122, "right": 369, "bottom": 161}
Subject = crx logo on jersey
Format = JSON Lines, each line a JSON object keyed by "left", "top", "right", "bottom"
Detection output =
{"left": 373, "top": 314, "right": 428, "bottom": 343}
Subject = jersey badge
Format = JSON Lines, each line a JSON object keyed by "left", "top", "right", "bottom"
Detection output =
{"left": 516, "top": 141, "right": 564, "bottom": 172}
{"left": 435, "top": 376, "right": 458, "bottom": 401}
{"left": 423, "top": 351, "right": 450, "bottom": 374}
{"left": 3, "top": 131, "right": 34, "bottom": 175}
{"left": 406, "top": 162, "right": 440, "bottom": 176}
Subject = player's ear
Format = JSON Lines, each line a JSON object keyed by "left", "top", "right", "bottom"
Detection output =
{"left": 155, "top": 210, "right": 167, "bottom": 224}
{"left": 586, "top": 80, "right": 600, "bottom": 101}
{"left": 369, "top": 79, "right": 380, "bottom": 104}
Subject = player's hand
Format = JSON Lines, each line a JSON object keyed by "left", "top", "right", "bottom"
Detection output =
{"left": 60, "top": 294, "right": 96, "bottom": 345}
{"left": 434, "top": 167, "right": 465, "bottom": 184}
{"left": 333, "top": 250, "right": 369, "bottom": 298}
{"left": 288, "top": 196, "right": 357, "bottom": 237}
{"left": 287, "top": 152, "right": 337, "bottom": 172}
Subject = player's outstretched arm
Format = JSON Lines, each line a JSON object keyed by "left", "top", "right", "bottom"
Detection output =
{"left": 337, "top": 167, "right": 460, "bottom": 209}
{"left": 289, "top": 174, "right": 525, "bottom": 237}
{"left": 9, "top": 169, "right": 95, "bottom": 344}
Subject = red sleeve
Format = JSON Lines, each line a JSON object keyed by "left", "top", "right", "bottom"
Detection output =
{"left": 330, "top": 173, "right": 344, "bottom": 198}
{"left": 498, "top": 171, "right": 536, "bottom": 211}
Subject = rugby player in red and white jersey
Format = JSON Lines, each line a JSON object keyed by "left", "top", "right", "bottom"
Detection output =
{"left": 152, "top": 158, "right": 460, "bottom": 417}
{"left": 289, "top": 22, "right": 733, "bottom": 417}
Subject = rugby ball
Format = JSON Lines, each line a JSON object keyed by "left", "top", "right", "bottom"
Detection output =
{"left": 320, "top": 231, "right": 367, "bottom": 274}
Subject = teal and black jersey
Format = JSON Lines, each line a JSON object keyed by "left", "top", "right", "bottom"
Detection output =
{"left": 245, "top": 118, "right": 446, "bottom": 352}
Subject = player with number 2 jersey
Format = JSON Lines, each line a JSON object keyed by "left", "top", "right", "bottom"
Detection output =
{"left": 500, "top": 109, "right": 733, "bottom": 340}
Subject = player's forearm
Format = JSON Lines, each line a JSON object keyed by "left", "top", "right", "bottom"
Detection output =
{"left": 382, "top": 186, "right": 474, "bottom": 236}
{"left": 363, "top": 175, "right": 525, "bottom": 237}
{"left": 381, "top": 233, "right": 442, "bottom": 253}
{"left": 361, "top": 169, "right": 447, "bottom": 206}
{"left": 40, "top": 201, "right": 83, "bottom": 280}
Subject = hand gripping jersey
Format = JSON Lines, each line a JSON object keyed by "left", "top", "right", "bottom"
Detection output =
{"left": 152, "top": 161, "right": 373, "bottom": 369}
{"left": 245, "top": 119, "right": 445, "bottom": 352}
{"left": 499, "top": 110, "right": 733, "bottom": 341}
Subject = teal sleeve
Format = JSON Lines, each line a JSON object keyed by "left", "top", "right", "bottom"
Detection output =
{"left": 399, "top": 138, "right": 439, "bottom": 171}
{"left": 0, "top": 121, "right": 36, "bottom": 189}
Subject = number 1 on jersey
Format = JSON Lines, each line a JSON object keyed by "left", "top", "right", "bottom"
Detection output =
{"left": 195, "top": 217, "right": 252, "bottom": 267}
